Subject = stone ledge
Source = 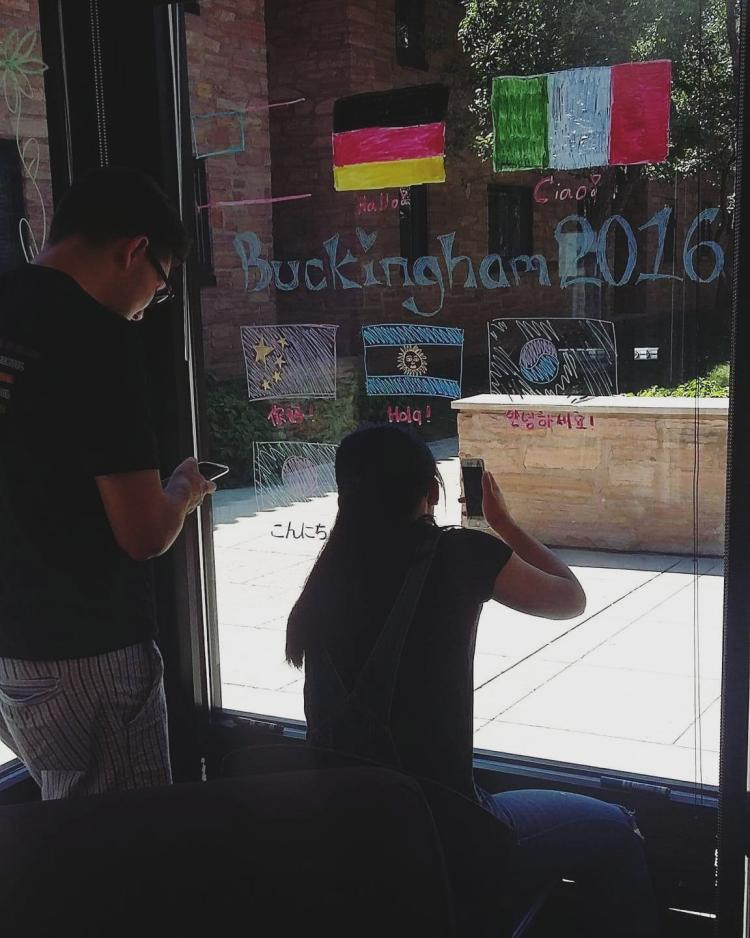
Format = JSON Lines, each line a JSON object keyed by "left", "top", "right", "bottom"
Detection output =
{"left": 452, "top": 393, "right": 729, "bottom": 417}
{"left": 455, "top": 395, "right": 728, "bottom": 555}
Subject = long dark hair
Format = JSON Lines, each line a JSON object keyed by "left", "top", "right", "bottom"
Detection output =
{"left": 285, "top": 424, "right": 441, "bottom": 668}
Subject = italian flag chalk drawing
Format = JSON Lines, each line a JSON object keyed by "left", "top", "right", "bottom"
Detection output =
{"left": 332, "top": 84, "right": 450, "bottom": 191}
{"left": 491, "top": 61, "right": 672, "bottom": 172}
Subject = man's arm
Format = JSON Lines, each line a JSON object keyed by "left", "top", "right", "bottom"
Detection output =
{"left": 96, "top": 457, "right": 215, "bottom": 562}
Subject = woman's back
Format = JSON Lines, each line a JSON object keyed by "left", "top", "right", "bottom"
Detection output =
{"left": 301, "top": 520, "right": 510, "bottom": 801}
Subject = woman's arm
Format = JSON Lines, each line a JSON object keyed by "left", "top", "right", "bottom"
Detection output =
{"left": 481, "top": 471, "right": 586, "bottom": 619}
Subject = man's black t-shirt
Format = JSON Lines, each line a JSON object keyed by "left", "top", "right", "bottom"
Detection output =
{"left": 305, "top": 522, "right": 512, "bottom": 803}
{"left": 0, "top": 264, "right": 159, "bottom": 660}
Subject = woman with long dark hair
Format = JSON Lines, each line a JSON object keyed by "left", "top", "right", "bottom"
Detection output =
{"left": 287, "top": 424, "right": 658, "bottom": 936}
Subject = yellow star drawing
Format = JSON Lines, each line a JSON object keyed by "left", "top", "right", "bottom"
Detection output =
{"left": 272, "top": 371, "right": 282, "bottom": 383}
{"left": 261, "top": 378, "right": 272, "bottom": 391}
{"left": 275, "top": 355, "right": 286, "bottom": 369}
{"left": 278, "top": 336, "right": 289, "bottom": 350}
{"left": 254, "top": 338, "right": 273, "bottom": 364}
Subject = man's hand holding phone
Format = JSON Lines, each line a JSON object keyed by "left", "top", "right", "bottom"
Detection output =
{"left": 197, "top": 460, "right": 230, "bottom": 482}
{"left": 165, "top": 457, "right": 217, "bottom": 514}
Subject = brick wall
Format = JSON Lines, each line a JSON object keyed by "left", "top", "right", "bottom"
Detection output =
{"left": 239, "top": 0, "right": 724, "bottom": 389}
{"left": 185, "top": 0, "right": 276, "bottom": 379}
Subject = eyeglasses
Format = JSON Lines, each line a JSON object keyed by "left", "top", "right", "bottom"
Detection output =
{"left": 145, "top": 246, "right": 174, "bottom": 305}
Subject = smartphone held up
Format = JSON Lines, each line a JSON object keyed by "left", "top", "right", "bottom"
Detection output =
{"left": 460, "top": 458, "right": 484, "bottom": 523}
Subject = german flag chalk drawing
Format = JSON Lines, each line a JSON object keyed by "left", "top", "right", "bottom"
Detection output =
{"left": 332, "top": 84, "right": 450, "bottom": 191}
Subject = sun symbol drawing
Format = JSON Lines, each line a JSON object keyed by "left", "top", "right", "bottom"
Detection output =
{"left": 397, "top": 344, "right": 428, "bottom": 377}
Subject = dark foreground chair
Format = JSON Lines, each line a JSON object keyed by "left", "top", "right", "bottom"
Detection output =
{"left": 219, "top": 743, "right": 549, "bottom": 938}
{"left": 0, "top": 766, "right": 455, "bottom": 937}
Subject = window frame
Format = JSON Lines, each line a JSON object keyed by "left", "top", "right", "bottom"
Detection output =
{"left": 399, "top": 183, "right": 430, "bottom": 261}
{"left": 395, "top": 0, "right": 428, "bottom": 71}
{"left": 14, "top": 4, "right": 750, "bottom": 931}
{"left": 487, "top": 183, "right": 533, "bottom": 258}
{"left": 0, "top": 140, "right": 26, "bottom": 275}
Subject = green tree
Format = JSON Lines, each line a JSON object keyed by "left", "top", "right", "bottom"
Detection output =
{"left": 457, "top": 0, "right": 739, "bottom": 220}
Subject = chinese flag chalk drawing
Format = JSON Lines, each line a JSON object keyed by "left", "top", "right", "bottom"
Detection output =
{"left": 333, "top": 84, "right": 450, "bottom": 191}
{"left": 492, "top": 61, "right": 671, "bottom": 172}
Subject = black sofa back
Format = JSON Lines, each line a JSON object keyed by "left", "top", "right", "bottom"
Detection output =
{"left": 0, "top": 767, "right": 456, "bottom": 937}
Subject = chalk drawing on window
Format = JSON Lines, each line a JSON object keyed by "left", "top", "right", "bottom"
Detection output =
{"left": 0, "top": 29, "right": 48, "bottom": 260}
{"left": 491, "top": 61, "right": 671, "bottom": 172}
{"left": 333, "top": 84, "right": 449, "bottom": 191}
{"left": 192, "top": 110, "right": 246, "bottom": 160}
{"left": 195, "top": 98, "right": 310, "bottom": 207}
{"left": 488, "top": 318, "right": 618, "bottom": 396}
{"left": 253, "top": 441, "right": 337, "bottom": 511}
{"left": 362, "top": 323, "right": 463, "bottom": 398}
{"left": 241, "top": 324, "right": 337, "bottom": 402}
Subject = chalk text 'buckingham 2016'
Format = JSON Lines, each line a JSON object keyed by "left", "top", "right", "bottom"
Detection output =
{"left": 234, "top": 207, "right": 724, "bottom": 318}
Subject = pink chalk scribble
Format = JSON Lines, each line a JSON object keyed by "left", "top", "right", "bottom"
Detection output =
{"left": 198, "top": 193, "right": 312, "bottom": 210}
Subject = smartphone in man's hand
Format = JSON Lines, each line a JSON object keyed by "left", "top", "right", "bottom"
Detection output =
{"left": 197, "top": 461, "right": 229, "bottom": 482}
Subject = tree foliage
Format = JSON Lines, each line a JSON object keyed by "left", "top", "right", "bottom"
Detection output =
{"left": 457, "top": 0, "right": 739, "bottom": 186}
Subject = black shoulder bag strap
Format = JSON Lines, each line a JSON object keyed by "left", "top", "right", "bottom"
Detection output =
{"left": 308, "top": 523, "right": 442, "bottom": 763}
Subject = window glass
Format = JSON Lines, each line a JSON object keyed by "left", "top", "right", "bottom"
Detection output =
{"left": 0, "top": 3, "right": 53, "bottom": 769}
{"left": 186, "top": 0, "right": 735, "bottom": 786}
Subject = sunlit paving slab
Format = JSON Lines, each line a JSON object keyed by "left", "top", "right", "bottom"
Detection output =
{"left": 210, "top": 446, "right": 725, "bottom": 788}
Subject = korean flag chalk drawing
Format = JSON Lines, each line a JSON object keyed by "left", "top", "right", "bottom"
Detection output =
{"left": 488, "top": 318, "right": 618, "bottom": 396}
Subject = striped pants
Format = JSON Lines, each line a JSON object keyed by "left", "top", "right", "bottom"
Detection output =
{"left": 0, "top": 639, "right": 172, "bottom": 799}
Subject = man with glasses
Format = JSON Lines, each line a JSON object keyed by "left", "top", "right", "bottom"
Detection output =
{"left": 0, "top": 167, "right": 215, "bottom": 798}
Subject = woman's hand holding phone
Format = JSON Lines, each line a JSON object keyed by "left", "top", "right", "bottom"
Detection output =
{"left": 481, "top": 470, "right": 514, "bottom": 535}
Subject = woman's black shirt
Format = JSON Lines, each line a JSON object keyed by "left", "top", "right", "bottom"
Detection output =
{"left": 304, "top": 521, "right": 512, "bottom": 802}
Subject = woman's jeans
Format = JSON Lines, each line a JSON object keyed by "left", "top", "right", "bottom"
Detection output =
{"left": 488, "top": 788, "right": 660, "bottom": 937}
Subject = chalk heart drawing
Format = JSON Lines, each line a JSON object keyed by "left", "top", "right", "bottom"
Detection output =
{"left": 356, "top": 227, "right": 378, "bottom": 252}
